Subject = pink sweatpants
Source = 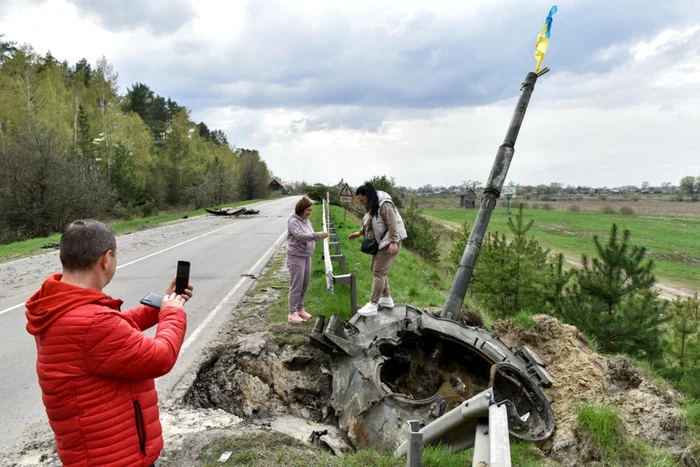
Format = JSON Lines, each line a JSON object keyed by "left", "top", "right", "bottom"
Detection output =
{"left": 287, "top": 254, "right": 311, "bottom": 313}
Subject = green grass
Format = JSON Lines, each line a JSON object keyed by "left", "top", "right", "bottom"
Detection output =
{"left": 511, "top": 310, "right": 537, "bottom": 329}
{"left": 684, "top": 399, "right": 700, "bottom": 435}
{"left": 424, "top": 206, "right": 700, "bottom": 291}
{"left": 575, "top": 402, "right": 678, "bottom": 466}
{"left": 0, "top": 199, "right": 265, "bottom": 262}
{"left": 189, "top": 431, "right": 547, "bottom": 467}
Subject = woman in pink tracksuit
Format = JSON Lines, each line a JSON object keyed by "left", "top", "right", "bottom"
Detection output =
{"left": 286, "top": 197, "right": 329, "bottom": 323}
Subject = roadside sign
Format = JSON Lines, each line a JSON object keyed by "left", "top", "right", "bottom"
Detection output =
{"left": 340, "top": 183, "right": 353, "bottom": 204}
{"left": 502, "top": 185, "right": 517, "bottom": 198}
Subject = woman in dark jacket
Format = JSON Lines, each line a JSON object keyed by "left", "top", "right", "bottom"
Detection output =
{"left": 348, "top": 183, "right": 408, "bottom": 316}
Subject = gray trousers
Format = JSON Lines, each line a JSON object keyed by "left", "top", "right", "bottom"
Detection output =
{"left": 369, "top": 243, "right": 400, "bottom": 303}
{"left": 287, "top": 254, "right": 311, "bottom": 313}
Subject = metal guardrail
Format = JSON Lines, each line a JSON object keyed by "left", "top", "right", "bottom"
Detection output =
{"left": 396, "top": 388, "right": 512, "bottom": 467}
{"left": 322, "top": 194, "right": 357, "bottom": 313}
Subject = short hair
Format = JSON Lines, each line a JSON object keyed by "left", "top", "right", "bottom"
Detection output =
{"left": 59, "top": 220, "right": 117, "bottom": 271}
{"left": 295, "top": 197, "right": 313, "bottom": 216}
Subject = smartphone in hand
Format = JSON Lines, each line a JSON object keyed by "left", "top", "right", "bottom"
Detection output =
{"left": 140, "top": 292, "right": 162, "bottom": 309}
{"left": 175, "top": 260, "right": 190, "bottom": 295}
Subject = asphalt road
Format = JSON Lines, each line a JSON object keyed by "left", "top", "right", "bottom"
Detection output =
{"left": 0, "top": 196, "right": 299, "bottom": 456}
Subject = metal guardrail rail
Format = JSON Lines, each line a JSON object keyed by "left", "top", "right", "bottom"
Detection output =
{"left": 396, "top": 388, "right": 512, "bottom": 467}
{"left": 322, "top": 194, "right": 357, "bottom": 313}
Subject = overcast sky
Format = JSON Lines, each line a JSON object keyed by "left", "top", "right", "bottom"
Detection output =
{"left": 1, "top": 0, "right": 699, "bottom": 188}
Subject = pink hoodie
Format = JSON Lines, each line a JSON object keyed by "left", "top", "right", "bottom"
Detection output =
{"left": 286, "top": 213, "right": 319, "bottom": 258}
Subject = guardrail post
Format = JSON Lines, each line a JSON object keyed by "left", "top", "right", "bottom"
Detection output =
{"left": 406, "top": 420, "right": 423, "bottom": 467}
{"left": 488, "top": 404, "right": 511, "bottom": 467}
{"left": 331, "top": 255, "right": 346, "bottom": 274}
{"left": 350, "top": 273, "right": 357, "bottom": 313}
{"left": 472, "top": 420, "right": 489, "bottom": 467}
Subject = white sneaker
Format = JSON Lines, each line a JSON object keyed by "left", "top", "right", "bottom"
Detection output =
{"left": 357, "top": 302, "right": 378, "bottom": 316}
{"left": 378, "top": 297, "right": 395, "bottom": 308}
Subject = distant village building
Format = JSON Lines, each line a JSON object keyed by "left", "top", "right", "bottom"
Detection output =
{"left": 459, "top": 189, "right": 477, "bottom": 208}
{"left": 268, "top": 178, "right": 288, "bottom": 195}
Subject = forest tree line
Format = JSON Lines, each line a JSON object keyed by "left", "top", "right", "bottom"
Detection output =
{"left": 0, "top": 35, "right": 272, "bottom": 244}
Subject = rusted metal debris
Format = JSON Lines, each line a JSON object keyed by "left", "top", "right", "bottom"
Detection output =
{"left": 309, "top": 305, "right": 555, "bottom": 452}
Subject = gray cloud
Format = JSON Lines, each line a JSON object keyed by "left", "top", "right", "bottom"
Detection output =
{"left": 66, "top": 0, "right": 195, "bottom": 34}
{"left": 116, "top": 0, "right": 700, "bottom": 120}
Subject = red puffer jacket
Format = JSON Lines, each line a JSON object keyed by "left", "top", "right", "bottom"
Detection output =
{"left": 25, "top": 274, "right": 187, "bottom": 467}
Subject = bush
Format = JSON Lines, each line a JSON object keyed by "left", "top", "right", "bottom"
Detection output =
{"left": 401, "top": 198, "right": 440, "bottom": 262}
{"left": 620, "top": 206, "right": 635, "bottom": 215}
{"left": 140, "top": 201, "right": 157, "bottom": 218}
{"left": 541, "top": 203, "right": 553, "bottom": 211}
{"left": 306, "top": 183, "right": 328, "bottom": 202}
{"left": 598, "top": 194, "right": 608, "bottom": 201}
{"left": 568, "top": 204, "right": 581, "bottom": 212}
{"left": 574, "top": 194, "right": 584, "bottom": 201}
{"left": 366, "top": 175, "right": 403, "bottom": 209}
{"left": 601, "top": 205, "right": 616, "bottom": 214}
{"left": 673, "top": 195, "right": 684, "bottom": 202}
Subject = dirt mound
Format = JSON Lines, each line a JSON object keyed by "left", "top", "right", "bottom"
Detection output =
{"left": 491, "top": 314, "right": 690, "bottom": 466}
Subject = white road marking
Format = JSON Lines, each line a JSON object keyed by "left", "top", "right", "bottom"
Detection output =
{"left": 179, "top": 230, "right": 287, "bottom": 353}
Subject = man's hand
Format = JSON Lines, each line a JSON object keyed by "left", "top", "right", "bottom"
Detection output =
{"left": 161, "top": 292, "right": 186, "bottom": 310}
{"left": 166, "top": 278, "right": 194, "bottom": 302}
{"left": 388, "top": 242, "right": 398, "bottom": 255}
{"left": 348, "top": 231, "right": 362, "bottom": 241}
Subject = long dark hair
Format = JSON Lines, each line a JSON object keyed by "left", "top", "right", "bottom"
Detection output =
{"left": 355, "top": 183, "right": 380, "bottom": 217}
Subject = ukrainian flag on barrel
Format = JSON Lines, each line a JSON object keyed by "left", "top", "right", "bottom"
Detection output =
{"left": 534, "top": 6, "right": 557, "bottom": 72}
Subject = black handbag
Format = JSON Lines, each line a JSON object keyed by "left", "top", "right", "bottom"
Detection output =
{"left": 360, "top": 229, "right": 387, "bottom": 255}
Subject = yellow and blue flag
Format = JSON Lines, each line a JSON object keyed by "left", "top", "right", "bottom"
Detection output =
{"left": 534, "top": 6, "right": 557, "bottom": 72}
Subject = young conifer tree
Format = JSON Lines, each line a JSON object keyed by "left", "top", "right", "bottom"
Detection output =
{"left": 558, "top": 224, "right": 668, "bottom": 360}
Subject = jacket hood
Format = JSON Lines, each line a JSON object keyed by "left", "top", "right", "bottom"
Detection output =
{"left": 25, "top": 273, "right": 122, "bottom": 335}
{"left": 377, "top": 191, "right": 392, "bottom": 204}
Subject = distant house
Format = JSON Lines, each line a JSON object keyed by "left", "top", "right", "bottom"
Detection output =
{"left": 268, "top": 178, "right": 288, "bottom": 195}
{"left": 459, "top": 189, "right": 477, "bottom": 208}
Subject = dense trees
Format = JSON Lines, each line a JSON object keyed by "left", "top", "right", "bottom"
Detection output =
{"left": 0, "top": 40, "right": 273, "bottom": 242}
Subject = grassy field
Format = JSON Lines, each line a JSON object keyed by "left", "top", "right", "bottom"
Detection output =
{"left": 0, "top": 199, "right": 264, "bottom": 262}
{"left": 421, "top": 202, "right": 700, "bottom": 291}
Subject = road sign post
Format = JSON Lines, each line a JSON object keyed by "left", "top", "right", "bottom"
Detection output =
{"left": 339, "top": 183, "right": 353, "bottom": 222}
{"left": 503, "top": 186, "right": 517, "bottom": 215}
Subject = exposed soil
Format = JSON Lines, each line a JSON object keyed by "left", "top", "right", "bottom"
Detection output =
{"left": 490, "top": 315, "right": 697, "bottom": 466}
{"left": 529, "top": 198, "right": 700, "bottom": 216}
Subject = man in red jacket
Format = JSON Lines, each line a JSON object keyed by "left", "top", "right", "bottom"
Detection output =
{"left": 25, "top": 219, "right": 192, "bottom": 467}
